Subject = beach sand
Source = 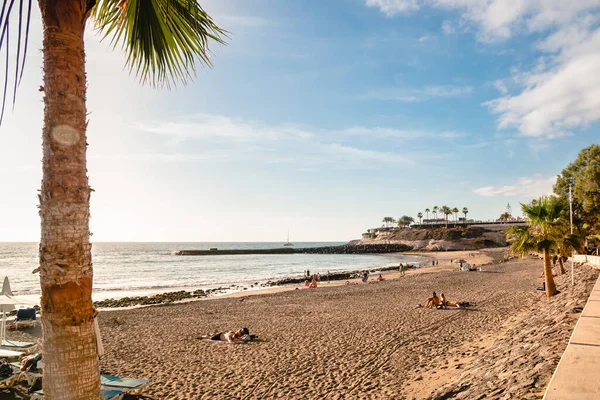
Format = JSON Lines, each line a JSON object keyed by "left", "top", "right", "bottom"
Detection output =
{"left": 5, "top": 248, "right": 598, "bottom": 399}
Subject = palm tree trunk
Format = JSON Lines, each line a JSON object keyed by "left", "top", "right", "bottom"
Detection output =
{"left": 543, "top": 249, "right": 558, "bottom": 297}
{"left": 39, "top": 0, "right": 101, "bottom": 398}
{"left": 558, "top": 257, "right": 566, "bottom": 275}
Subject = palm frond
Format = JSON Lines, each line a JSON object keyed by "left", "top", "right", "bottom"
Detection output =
{"left": 92, "top": 0, "right": 227, "bottom": 88}
{"left": 0, "top": 0, "right": 32, "bottom": 126}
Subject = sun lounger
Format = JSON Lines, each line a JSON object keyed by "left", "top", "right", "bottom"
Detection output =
{"left": 1, "top": 339, "right": 36, "bottom": 350}
{"left": 9, "top": 308, "right": 38, "bottom": 329}
{"left": 0, "top": 348, "right": 24, "bottom": 359}
{"left": 0, "top": 363, "right": 18, "bottom": 389}
{"left": 101, "top": 374, "right": 150, "bottom": 395}
{"left": 30, "top": 389, "right": 124, "bottom": 400}
{"left": 11, "top": 360, "right": 42, "bottom": 387}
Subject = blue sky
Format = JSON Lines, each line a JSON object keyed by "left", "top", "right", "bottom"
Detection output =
{"left": 0, "top": 0, "right": 599, "bottom": 242}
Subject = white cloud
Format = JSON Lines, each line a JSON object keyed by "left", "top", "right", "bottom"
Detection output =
{"left": 493, "top": 80, "right": 508, "bottom": 94}
{"left": 473, "top": 175, "right": 556, "bottom": 197}
{"left": 363, "top": 84, "right": 473, "bottom": 102}
{"left": 133, "top": 113, "right": 426, "bottom": 168}
{"left": 135, "top": 113, "right": 313, "bottom": 142}
{"left": 366, "top": 0, "right": 600, "bottom": 139}
{"left": 442, "top": 20, "right": 456, "bottom": 35}
{"left": 366, "top": 0, "right": 420, "bottom": 15}
{"left": 367, "top": 1, "right": 600, "bottom": 41}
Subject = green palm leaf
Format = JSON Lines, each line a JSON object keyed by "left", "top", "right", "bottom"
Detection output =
{"left": 91, "top": 0, "right": 227, "bottom": 88}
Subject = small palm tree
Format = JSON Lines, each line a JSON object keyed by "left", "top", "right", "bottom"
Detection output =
{"left": 425, "top": 208, "right": 430, "bottom": 222}
{"left": 500, "top": 212, "right": 511, "bottom": 222}
{"left": 417, "top": 212, "right": 423, "bottom": 224}
{"left": 433, "top": 206, "right": 439, "bottom": 220}
{"left": 462, "top": 207, "right": 468, "bottom": 222}
{"left": 440, "top": 206, "right": 451, "bottom": 227}
{"left": 398, "top": 215, "right": 414, "bottom": 228}
{"left": 1, "top": 0, "right": 226, "bottom": 396}
{"left": 508, "top": 196, "right": 570, "bottom": 297}
{"left": 452, "top": 207, "right": 459, "bottom": 221}
{"left": 382, "top": 217, "right": 396, "bottom": 228}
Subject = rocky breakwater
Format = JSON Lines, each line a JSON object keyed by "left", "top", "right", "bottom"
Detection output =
{"left": 174, "top": 243, "right": 412, "bottom": 256}
{"left": 359, "top": 226, "right": 506, "bottom": 251}
{"left": 93, "top": 288, "right": 229, "bottom": 308}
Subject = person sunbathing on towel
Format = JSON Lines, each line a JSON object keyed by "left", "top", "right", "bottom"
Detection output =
{"left": 425, "top": 292, "right": 440, "bottom": 308}
{"left": 210, "top": 328, "right": 249, "bottom": 342}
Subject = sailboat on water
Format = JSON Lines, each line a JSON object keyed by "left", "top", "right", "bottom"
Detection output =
{"left": 283, "top": 230, "right": 294, "bottom": 246}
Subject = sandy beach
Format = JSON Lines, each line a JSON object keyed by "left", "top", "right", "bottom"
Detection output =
{"left": 6, "top": 248, "right": 598, "bottom": 399}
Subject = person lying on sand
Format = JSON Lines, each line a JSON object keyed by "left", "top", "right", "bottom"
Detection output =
{"left": 425, "top": 292, "right": 440, "bottom": 308}
{"left": 377, "top": 274, "right": 385, "bottom": 281}
{"left": 437, "top": 294, "right": 469, "bottom": 308}
{"left": 210, "top": 328, "right": 249, "bottom": 343}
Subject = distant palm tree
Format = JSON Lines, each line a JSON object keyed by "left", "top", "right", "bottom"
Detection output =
{"left": 462, "top": 207, "right": 469, "bottom": 222}
{"left": 399, "top": 215, "right": 414, "bottom": 228}
{"left": 425, "top": 208, "right": 430, "bottom": 221}
{"left": 441, "top": 206, "right": 452, "bottom": 227}
{"left": 433, "top": 206, "right": 439, "bottom": 220}
{"left": 417, "top": 212, "right": 423, "bottom": 224}
{"left": 382, "top": 217, "right": 396, "bottom": 228}
{"left": 452, "top": 207, "right": 459, "bottom": 221}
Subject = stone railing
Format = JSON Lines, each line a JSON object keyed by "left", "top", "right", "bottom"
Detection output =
{"left": 572, "top": 254, "right": 600, "bottom": 267}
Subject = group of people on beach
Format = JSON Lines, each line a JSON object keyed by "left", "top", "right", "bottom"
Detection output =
{"left": 423, "top": 292, "right": 468, "bottom": 309}
{"left": 296, "top": 274, "right": 319, "bottom": 290}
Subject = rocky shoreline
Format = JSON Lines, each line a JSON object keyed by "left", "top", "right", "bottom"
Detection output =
{"left": 92, "top": 262, "right": 417, "bottom": 308}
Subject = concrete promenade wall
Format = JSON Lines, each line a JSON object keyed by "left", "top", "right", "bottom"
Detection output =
{"left": 543, "top": 264, "right": 600, "bottom": 399}
{"left": 572, "top": 255, "right": 600, "bottom": 267}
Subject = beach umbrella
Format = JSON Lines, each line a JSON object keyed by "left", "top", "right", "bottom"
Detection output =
{"left": 94, "top": 317, "right": 104, "bottom": 358}
{"left": 0, "top": 277, "right": 16, "bottom": 342}
{"left": 0, "top": 277, "right": 38, "bottom": 342}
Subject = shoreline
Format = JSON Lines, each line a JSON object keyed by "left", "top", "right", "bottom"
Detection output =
{"left": 92, "top": 249, "right": 499, "bottom": 309}
{"left": 92, "top": 256, "right": 430, "bottom": 309}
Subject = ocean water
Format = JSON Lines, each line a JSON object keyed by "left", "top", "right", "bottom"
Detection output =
{"left": 0, "top": 242, "right": 427, "bottom": 301}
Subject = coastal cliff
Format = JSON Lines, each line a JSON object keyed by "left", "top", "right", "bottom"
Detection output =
{"left": 354, "top": 226, "right": 507, "bottom": 251}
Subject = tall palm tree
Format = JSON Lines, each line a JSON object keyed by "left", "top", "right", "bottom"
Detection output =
{"left": 425, "top": 208, "right": 430, "bottom": 222}
{"left": 452, "top": 207, "right": 459, "bottom": 221}
{"left": 508, "top": 196, "right": 570, "bottom": 297}
{"left": 417, "top": 212, "right": 423, "bottom": 224}
{"left": 1, "top": 1, "right": 225, "bottom": 398}
{"left": 440, "top": 206, "right": 451, "bottom": 227}
{"left": 433, "top": 206, "right": 439, "bottom": 220}
{"left": 462, "top": 207, "right": 468, "bottom": 222}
